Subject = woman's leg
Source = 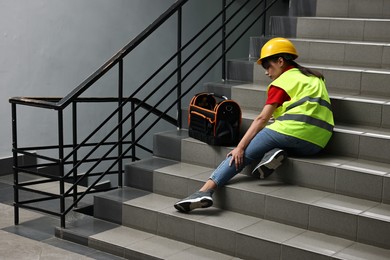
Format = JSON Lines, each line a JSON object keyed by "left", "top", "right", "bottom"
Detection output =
{"left": 208, "top": 128, "right": 281, "bottom": 188}
{"left": 174, "top": 128, "right": 279, "bottom": 212}
{"left": 204, "top": 128, "right": 323, "bottom": 189}
{"left": 261, "top": 128, "right": 323, "bottom": 156}
{"left": 199, "top": 179, "right": 217, "bottom": 192}
{"left": 249, "top": 128, "right": 322, "bottom": 179}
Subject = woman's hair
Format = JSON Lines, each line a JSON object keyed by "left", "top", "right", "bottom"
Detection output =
{"left": 262, "top": 54, "right": 324, "bottom": 80}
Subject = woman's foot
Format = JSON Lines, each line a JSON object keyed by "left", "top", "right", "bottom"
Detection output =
{"left": 174, "top": 190, "right": 214, "bottom": 213}
{"left": 252, "top": 148, "right": 287, "bottom": 179}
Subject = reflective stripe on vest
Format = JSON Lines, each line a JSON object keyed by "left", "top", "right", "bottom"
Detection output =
{"left": 277, "top": 114, "right": 334, "bottom": 132}
{"left": 286, "top": 96, "right": 332, "bottom": 112}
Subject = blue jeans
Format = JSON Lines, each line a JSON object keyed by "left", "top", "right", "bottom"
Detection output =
{"left": 209, "top": 128, "right": 322, "bottom": 187}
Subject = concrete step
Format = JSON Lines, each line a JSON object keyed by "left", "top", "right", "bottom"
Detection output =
{"left": 249, "top": 37, "right": 390, "bottom": 69}
{"left": 299, "top": 37, "right": 390, "bottom": 68}
{"left": 270, "top": 16, "right": 390, "bottom": 43}
{"left": 288, "top": 0, "right": 390, "bottom": 19}
{"left": 55, "top": 211, "right": 235, "bottom": 260}
{"left": 324, "top": 123, "right": 390, "bottom": 165}
{"left": 276, "top": 155, "right": 390, "bottom": 204}
{"left": 90, "top": 185, "right": 390, "bottom": 258}
{"left": 295, "top": 17, "right": 390, "bottom": 43}
{"left": 174, "top": 132, "right": 390, "bottom": 202}
{"left": 314, "top": 0, "right": 390, "bottom": 19}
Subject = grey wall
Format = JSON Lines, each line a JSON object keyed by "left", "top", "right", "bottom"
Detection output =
{"left": 0, "top": 0, "right": 266, "bottom": 160}
{"left": 0, "top": 0, "right": 177, "bottom": 158}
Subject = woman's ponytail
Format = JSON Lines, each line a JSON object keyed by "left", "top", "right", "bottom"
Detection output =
{"left": 262, "top": 53, "right": 325, "bottom": 80}
{"left": 290, "top": 60, "right": 324, "bottom": 80}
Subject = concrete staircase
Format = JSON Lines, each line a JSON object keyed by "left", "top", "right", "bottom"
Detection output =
{"left": 56, "top": 0, "right": 390, "bottom": 259}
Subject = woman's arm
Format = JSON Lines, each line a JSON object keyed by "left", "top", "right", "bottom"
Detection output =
{"left": 228, "top": 103, "right": 277, "bottom": 169}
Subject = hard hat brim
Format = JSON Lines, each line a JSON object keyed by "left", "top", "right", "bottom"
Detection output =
{"left": 257, "top": 37, "right": 298, "bottom": 66}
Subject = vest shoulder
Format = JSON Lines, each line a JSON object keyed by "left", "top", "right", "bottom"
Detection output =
{"left": 275, "top": 68, "right": 323, "bottom": 85}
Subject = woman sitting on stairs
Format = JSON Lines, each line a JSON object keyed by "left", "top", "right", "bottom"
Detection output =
{"left": 174, "top": 37, "right": 334, "bottom": 213}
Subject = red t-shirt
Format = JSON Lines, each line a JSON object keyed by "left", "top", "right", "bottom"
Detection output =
{"left": 266, "top": 86, "right": 290, "bottom": 107}
{"left": 265, "top": 66, "right": 294, "bottom": 107}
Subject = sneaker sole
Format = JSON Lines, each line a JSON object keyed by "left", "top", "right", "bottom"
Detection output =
{"left": 253, "top": 165, "right": 273, "bottom": 179}
{"left": 252, "top": 150, "right": 286, "bottom": 179}
{"left": 174, "top": 196, "right": 213, "bottom": 213}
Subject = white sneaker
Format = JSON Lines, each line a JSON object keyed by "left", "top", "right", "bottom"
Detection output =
{"left": 252, "top": 149, "right": 286, "bottom": 179}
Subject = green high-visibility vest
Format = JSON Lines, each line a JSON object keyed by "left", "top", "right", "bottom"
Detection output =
{"left": 266, "top": 68, "right": 334, "bottom": 148}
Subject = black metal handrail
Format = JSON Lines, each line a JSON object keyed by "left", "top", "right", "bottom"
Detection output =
{"left": 10, "top": 0, "right": 281, "bottom": 228}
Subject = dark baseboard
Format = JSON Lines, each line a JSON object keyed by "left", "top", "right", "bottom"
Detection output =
{"left": 0, "top": 154, "right": 37, "bottom": 176}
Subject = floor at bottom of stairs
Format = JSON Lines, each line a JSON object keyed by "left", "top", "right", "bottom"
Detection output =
{"left": 0, "top": 174, "right": 125, "bottom": 260}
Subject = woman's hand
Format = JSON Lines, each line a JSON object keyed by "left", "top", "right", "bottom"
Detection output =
{"left": 227, "top": 147, "right": 245, "bottom": 171}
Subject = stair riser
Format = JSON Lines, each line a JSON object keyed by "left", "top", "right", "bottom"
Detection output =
{"left": 271, "top": 16, "right": 390, "bottom": 43}
{"left": 227, "top": 59, "right": 254, "bottom": 83}
{"left": 88, "top": 238, "right": 125, "bottom": 258}
{"left": 94, "top": 196, "right": 123, "bottom": 225}
{"left": 331, "top": 99, "right": 389, "bottom": 129}
{"left": 280, "top": 159, "right": 390, "bottom": 203}
{"left": 298, "top": 18, "right": 390, "bottom": 43}
{"left": 326, "top": 130, "right": 390, "bottom": 164}
{"left": 315, "top": 0, "right": 390, "bottom": 19}
{"left": 89, "top": 240, "right": 167, "bottom": 260}
{"left": 297, "top": 40, "right": 390, "bottom": 69}
{"left": 358, "top": 217, "right": 390, "bottom": 249}
{"left": 124, "top": 157, "right": 178, "bottom": 189}
{"left": 153, "top": 130, "right": 189, "bottom": 161}
{"left": 231, "top": 84, "right": 267, "bottom": 111}
{"left": 289, "top": 0, "right": 390, "bottom": 19}
{"left": 289, "top": 0, "right": 390, "bottom": 18}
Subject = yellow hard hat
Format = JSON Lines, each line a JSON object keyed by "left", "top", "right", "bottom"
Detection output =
{"left": 257, "top": 37, "right": 298, "bottom": 64}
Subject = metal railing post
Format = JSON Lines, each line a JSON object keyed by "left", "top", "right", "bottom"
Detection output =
{"left": 12, "top": 103, "right": 19, "bottom": 225}
{"left": 131, "top": 102, "right": 136, "bottom": 162}
{"left": 58, "top": 110, "right": 66, "bottom": 228}
{"left": 222, "top": 0, "right": 227, "bottom": 81}
{"left": 177, "top": 6, "right": 183, "bottom": 129}
{"left": 118, "top": 60, "right": 124, "bottom": 187}
{"left": 72, "top": 101, "right": 78, "bottom": 206}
